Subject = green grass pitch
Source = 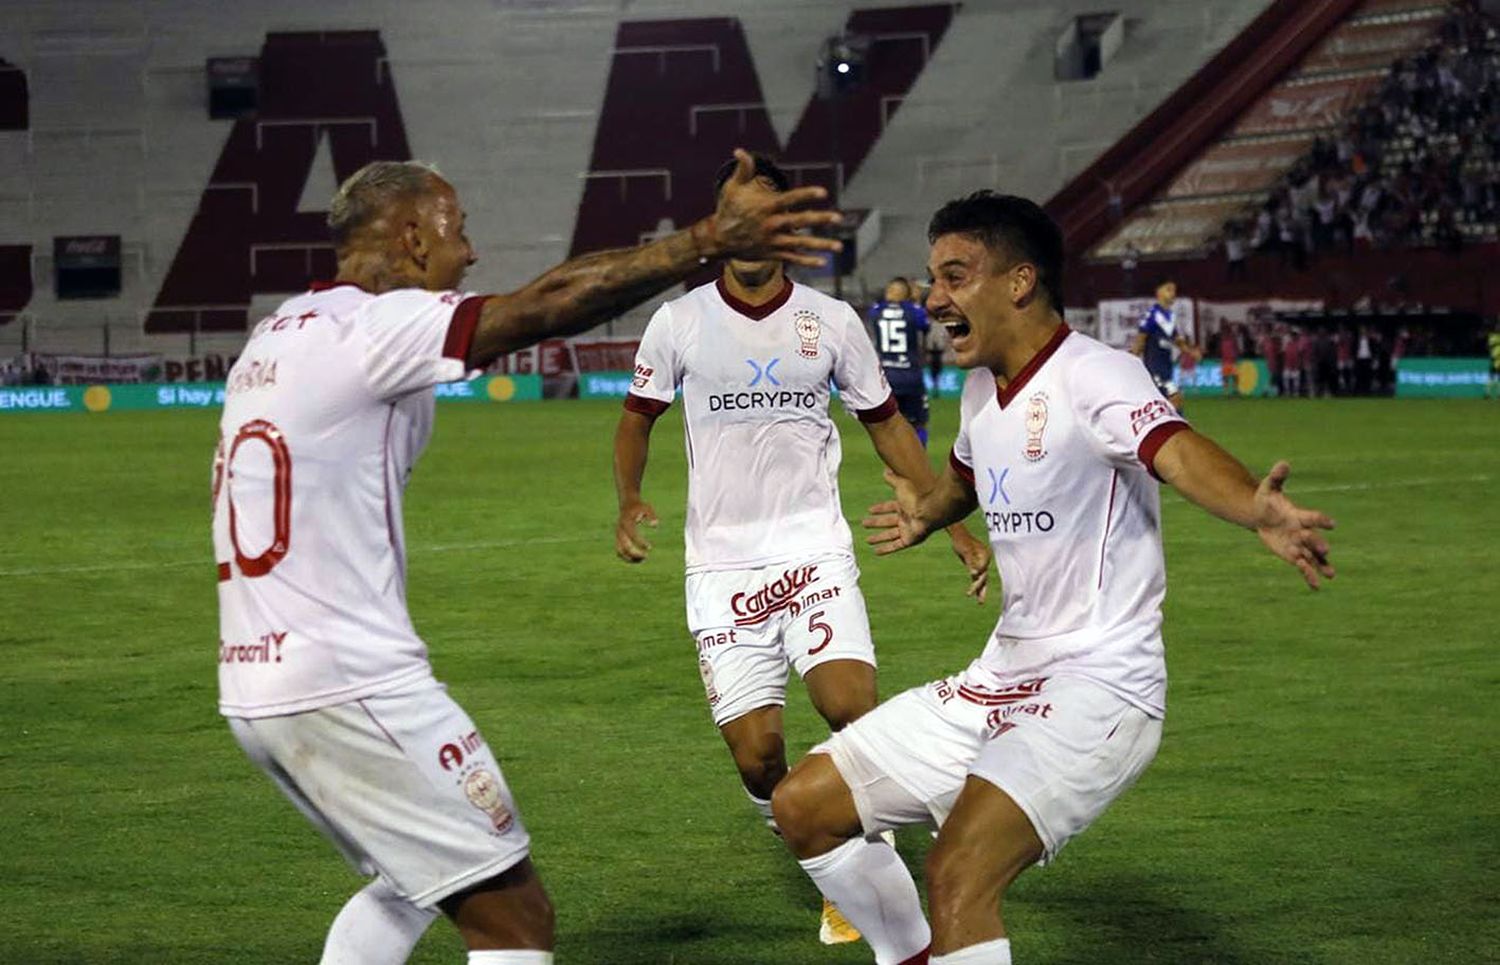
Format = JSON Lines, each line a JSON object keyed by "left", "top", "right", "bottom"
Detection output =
{"left": 1, "top": 397, "right": 1496, "bottom": 964}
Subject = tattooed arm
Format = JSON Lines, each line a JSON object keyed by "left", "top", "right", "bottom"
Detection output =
{"left": 466, "top": 149, "right": 843, "bottom": 368}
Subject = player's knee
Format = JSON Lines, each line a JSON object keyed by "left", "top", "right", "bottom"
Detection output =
{"left": 445, "top": 868, "right": 556, "bottom": 950}
{"left": 819, "top": 695, "right": 871, "bottom": 732}
{"left": 493, "top": 885, "right": 555, "bottom": 947}
{"left": 770, "top": 770, "right": 824, "bottom": 855}
{"left": 730, "top": 733, "right": 786, "bottom": 800}
{"left": 813, "top": 679, "right": 876, "bottom": 732}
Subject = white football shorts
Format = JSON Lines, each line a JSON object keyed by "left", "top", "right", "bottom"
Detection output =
{"left": 227, "top": 678, "right": 531, "bottom": 907}
{"left": 685, "top": 552, "right": 876, "bottom": 727}
{"left": 814, "top": 673, "right": 1161, "bottom": 861}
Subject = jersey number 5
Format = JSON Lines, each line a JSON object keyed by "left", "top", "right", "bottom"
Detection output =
{"left": 215, "top": 419, "right": 292, "bottom": 579}
{"left": 806, "top": 611, "right": 834, "bottom": 656}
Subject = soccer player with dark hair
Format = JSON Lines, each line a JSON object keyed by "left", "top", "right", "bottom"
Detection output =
{"left": 869, "top": 276, "right": 934, "bottom": 445}
{"left": 1130, "top": 278, "right": 1196, "bottom": 412}
{"left": 613, "top": 154, "right": 991, "bottom": 947}
{"left": 213, "top": 150, "right": 847, "bottom": 965}
{"left": 770, "top": 191, "right": 1335, "bottom": 965}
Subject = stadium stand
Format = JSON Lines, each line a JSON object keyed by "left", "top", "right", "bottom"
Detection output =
{"left": 0, "top": 0, "right": 1274, "bottom": 361}
{"left": 1065, "top": 0, "right": 1500, "bottom": 315}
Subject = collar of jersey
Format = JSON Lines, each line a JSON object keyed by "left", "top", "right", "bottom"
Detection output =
{"left": 715, "top": 276, "right": 793, "bottom": 320}
{"left": 997, "top": 323, "right": 1071, "bottom": 409}
{"left": 309, "top": 280, "right": 372, "bottom": 294}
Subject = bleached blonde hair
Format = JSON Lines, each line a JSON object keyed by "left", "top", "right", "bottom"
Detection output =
{"left": 327, "top": 160, "right": 441, "bottom": 249}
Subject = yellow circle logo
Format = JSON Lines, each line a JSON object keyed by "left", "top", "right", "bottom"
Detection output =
{"left": 83, "top": 385, "right": 112, "bottom": 412}
{"left": 1235, "top": 361, "right": 1259, "bottom": 396}
{"left": 487, "top": 376, "right": 516, "bottom": 402}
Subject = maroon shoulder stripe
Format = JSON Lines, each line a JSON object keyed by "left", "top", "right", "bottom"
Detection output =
{"left": 442, "top": 295, "right": 490, "bottom": 362}
{"left": 856, "top": 392, "right": 899, "bottom": 424}
{"left": 624, "top": 394, "right": 671, "bottom": 418}
{"left": 1137, "top": 421, "right": 1190, "bottom": 480}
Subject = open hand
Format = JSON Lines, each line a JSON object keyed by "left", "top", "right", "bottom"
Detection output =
{"left": 862, "top": 469, "right": 933, "bottom": 556}
{"left": 1253, "top": 461, "right": 1336, "bottom": 589}
{"left": 616, "top": 500, "right": 659, "bottom": 563}
{"left": 711, "top": 148, "right": 845, "bottom": 268}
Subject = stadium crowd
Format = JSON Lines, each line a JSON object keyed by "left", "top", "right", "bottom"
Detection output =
{"left": 1224, "top": 1, "right": 1500, "bottom": 269}
{"left": 1210, "top": 321, "right": 1412, "bottom": 397}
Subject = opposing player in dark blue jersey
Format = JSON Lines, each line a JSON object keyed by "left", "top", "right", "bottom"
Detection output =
{"left": 868, "top": 277, "right": 932, "bottom": 445}
{"left": 1130, "top": 279, "right": 1196, "bottom": 413}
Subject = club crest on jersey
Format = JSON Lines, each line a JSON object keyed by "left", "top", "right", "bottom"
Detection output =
{"left": 463, "top": 769, "right": 515, "bottom": 833}
{"left": 794, "top": 310, "right": 822, "bottom": 359}
{"left": 1023, "top": 392, "right": 1049, "bottom": 462}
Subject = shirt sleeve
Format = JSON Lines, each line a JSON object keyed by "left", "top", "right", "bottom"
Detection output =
{"left": 833, "top": 305, "right": 896, "bottom": 422}
{"left": 910, "top": 303, "right": 929, "bottom": 333}
{"left": 947, "top": 368, "right": 991, "bottom": 488}
{"left": 358, "top": 289, "right": 487, "bottom": 401}
{"left": 1070, "top": 349, "right": 1191, "bottom": 480}
{"left": 623, "top": 303, "right": 679, "bottom": 417}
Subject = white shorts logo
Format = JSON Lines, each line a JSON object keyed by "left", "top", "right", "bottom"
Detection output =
{"left": 463, "top": 769, "right": 515, "bottom": 833}
{"left": 794, "top": 310, "right": 823, "bottom": 359}
{"left": 699, "top": 657, "right": 720, "bottom": 706}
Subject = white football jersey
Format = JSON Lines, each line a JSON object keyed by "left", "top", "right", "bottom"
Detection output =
{"left": 949, "top": 326, "right": 1189, "bottom": 716}
{"left": 627, "top": 278, "right": 895, "bottom": 573}
{"left": 212, "top": 281, "right": 486, "bottom": 718}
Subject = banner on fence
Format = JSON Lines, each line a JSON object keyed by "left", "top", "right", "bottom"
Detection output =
{"left": 1175, "top": 358, "right": 1273, "bottom": 397}
{"left": 0, "top": 375, "right": 542, "bottom": 414}
{"left": 1394, "top": 357, "right": 1489, "bottom": 398}
{"left": 24, "top": 353, "right": 164, "bottom": 385}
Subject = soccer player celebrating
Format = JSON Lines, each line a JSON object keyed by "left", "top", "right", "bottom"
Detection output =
{"left": 770, "top": 192, "right": 1336, "bottom": 965}
{"left": 869, "top": 276, "right": 933, "bottom": 445}
{"left": 212, "top": 150, "right": 846, "bottom": 965}
{"left": 613, "top": 154, "right": 991, "bottom": 946}
{"left": 1130, "top": 279, "right": 1196, "bottom": 412}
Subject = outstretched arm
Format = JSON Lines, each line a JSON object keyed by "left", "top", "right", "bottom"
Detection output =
{"left": 466, "top": 149, "right": 842, "bottom": 368}
{"left": 861, "top": 415, "right": 991, "bottom": 602}
{"left": 614, "top": 409, "right": 660, "bottom": 563}
{"left": 1152, "top": 429, "right": 1336, "bottom": 589}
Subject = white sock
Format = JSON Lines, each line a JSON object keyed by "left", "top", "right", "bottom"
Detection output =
{"left": 319, "top": 877, "right": 437, "bottom": 965}
{"left": 798, "top": 837, "right": 930, "bottom": 964}
{"left": 931, "top": 937, "right": 1012, "bottom": 964}
{"left": 467, "top": 952, "right": 553, "bottom": 964}
{"left": 744, "top": 785, "right": 777, "bottom": 830}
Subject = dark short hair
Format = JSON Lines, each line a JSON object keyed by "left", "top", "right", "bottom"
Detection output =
{"left": 714, "top": 153, "right": 791, "bottom": 197}
{"left": 927, "top": 191, "right": 1065, "bottom": 310}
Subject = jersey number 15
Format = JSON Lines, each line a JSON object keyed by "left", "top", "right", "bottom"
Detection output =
{"left": 878, "top": 316, "right": 908, "bottom": 355}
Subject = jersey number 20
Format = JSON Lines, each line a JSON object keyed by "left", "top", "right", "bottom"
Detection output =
{"left": 213, "top": 419, "right": 292, "bottom": 579}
